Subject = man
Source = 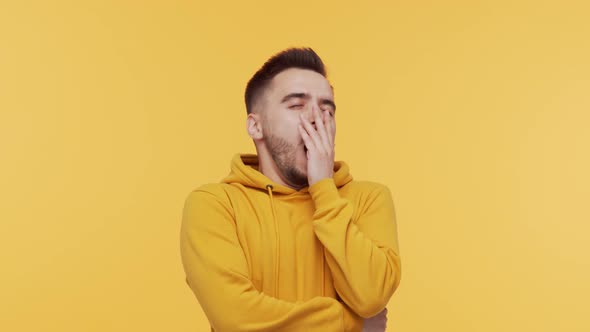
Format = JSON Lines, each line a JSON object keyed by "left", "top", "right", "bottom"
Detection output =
{"left": 180, "top": 47, "right": 401, "bottom": 332}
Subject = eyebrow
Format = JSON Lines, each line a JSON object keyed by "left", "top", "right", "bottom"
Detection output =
{"left": 280, "top": 92, "right": 337, "bottom": 112}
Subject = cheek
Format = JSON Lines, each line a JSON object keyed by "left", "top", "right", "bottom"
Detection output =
{"left": 283, "top": 125, "right": 301, "bottom": 144}
{"left": 274, "top": 116, "right": 302, "bottom": 141}
{"left": 288, "top": 120, "right": 304, "bottom": 142}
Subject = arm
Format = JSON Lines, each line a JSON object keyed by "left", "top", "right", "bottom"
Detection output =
{"left": 309, "top": 179, "right": 402, "bottom": 318}
{"left": 180, "top": 185, "right": 362, "bottom": 332}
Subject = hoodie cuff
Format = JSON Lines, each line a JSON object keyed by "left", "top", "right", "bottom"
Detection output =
{"left": 342, "top": 303, "right": 364, "bottom": 332}
{"left": 308, "top": 178, "right": 341, "bottom": 208}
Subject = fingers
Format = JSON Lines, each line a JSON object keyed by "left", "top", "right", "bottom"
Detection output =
{"left": 298, "top": 123, "right": 312, "bottom": 151}
{"left": 313, "top": 107, "right": 331, "bottom": 152}
{"left": 323, "top": 109, "right": 335, "bottom": 147}
{"left": 300, "top": 108, "right": 335, "bottom": 153}
{"left": 299, "top": 110, "right": 324, "bottom": 152}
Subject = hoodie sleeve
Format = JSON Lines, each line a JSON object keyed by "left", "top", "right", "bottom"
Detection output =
{"left": 308, "top": 178, "right": 402, "bottom": 318}
{"left": 180, "top": 185, "right": 363, "bottom": 332}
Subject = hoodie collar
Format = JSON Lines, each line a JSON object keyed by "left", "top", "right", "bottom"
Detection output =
{"left": 221, "top": 153, "right": 353, "bottom": 194}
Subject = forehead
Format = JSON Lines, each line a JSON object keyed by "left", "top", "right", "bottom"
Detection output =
{"left": 268, "top": 68, "right": 333, "bottom": 99}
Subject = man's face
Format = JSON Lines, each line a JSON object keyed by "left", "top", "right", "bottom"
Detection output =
{"left": 259, "top": 68, "right": 336, "bottom": 188}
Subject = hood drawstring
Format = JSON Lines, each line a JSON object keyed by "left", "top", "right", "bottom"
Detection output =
{"left": 265, "top": 184, "right": 280, "bottom": 297}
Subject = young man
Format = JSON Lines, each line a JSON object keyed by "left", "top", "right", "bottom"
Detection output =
{"left": 180, "top": 47, "right": 402, "bottom": 332}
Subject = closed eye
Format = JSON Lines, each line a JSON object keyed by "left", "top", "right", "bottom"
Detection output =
{"left": 289, "top": 104, "right": 304, "bottom": 109}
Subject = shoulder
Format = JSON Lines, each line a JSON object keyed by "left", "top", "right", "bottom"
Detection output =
{"left": 183, "top": 183, "right": 234, "bottom": 211}
{"left": 339, "top": 180, "right": 396, "bottom": 220}
{"left": 188, "top": 182, "right": 232, "bottom": 197}
{"left": 181, "top": 183, "right": 237, "bottom": 230}
{"left": 340, "top": 180, "right": 395, "bottom": 212}
{"left": 342, "top": 180, "right": 392, "bottom": 198}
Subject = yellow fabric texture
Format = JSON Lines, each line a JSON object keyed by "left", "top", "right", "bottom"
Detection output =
{"left": 180, "top": 153, "right": 402, "bottom": 331}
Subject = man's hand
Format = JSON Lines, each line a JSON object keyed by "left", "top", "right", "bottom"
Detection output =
{"left": 362, "top": 308, "right": 388, "bottom": 332}
{"left": 298, "top": 107, "right": 336, "bottom": 186}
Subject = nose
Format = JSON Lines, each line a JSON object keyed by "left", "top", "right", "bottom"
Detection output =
{"left": 301, "top": 105, "right": 318, "bottom": 126}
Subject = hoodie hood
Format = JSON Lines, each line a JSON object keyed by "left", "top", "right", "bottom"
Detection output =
{"left": 221, "top": 153, "right": 353, "bottom": 193}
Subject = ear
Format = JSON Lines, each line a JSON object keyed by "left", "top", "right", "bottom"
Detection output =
{"left": 246, "top": 113, "right": 264, "bottom": 140}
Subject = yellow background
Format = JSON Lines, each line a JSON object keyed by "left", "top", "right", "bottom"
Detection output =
{"left": 1, "top": 1, "right": 589, "bottom": 331}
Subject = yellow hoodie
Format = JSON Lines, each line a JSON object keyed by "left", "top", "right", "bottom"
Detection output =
{"left": 180, "top": 153, "right": 401, "bottom": 332}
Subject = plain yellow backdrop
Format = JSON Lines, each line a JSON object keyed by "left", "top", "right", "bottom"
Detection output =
{"left": 1, "top": 1, "right": 589, "bottom": 331}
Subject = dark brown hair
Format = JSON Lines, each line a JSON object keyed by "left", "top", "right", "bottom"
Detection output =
{"left": 244, "top": 47, "right": 327, "bottom": 114}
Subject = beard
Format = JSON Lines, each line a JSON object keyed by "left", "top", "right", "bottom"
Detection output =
{"left": 263, "top": 133, "right": 308, "bottom": 188}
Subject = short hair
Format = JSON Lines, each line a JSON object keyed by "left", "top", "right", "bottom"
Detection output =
{"left": 244, "top": 47, "right": 327, "bottom": 114}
